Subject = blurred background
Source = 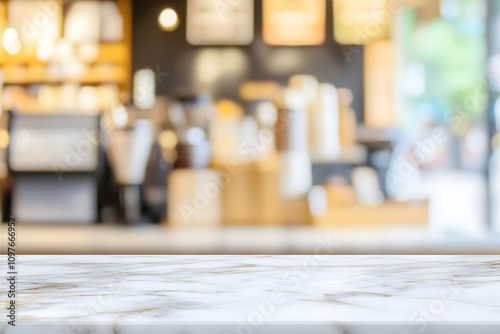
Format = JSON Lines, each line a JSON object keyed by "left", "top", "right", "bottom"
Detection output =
{"left": 1, "top": 0, "right": 500, "bottom": 254}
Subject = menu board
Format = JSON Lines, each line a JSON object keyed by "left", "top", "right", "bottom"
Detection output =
{"left": 263, "top": 0, "right": 325, "bottom": 46}
{"left": 334, "top": 0, "right": 389, "bottom": 45}
{"left": 187, "top": 0, "right": 254, "bottom": 45}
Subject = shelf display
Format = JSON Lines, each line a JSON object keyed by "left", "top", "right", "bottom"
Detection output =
{"left": 338, "top": 88, "right": 357, "bottom": 147}
{"left": 2, "top": 83, "right": 119, "bottom": 114}
{"left": 0, "top": 0, "right": 131, "bottom": 113}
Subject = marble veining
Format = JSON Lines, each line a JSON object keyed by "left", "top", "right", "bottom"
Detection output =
{"left": 1, "top": 255, "right": 500, "bottom": 333}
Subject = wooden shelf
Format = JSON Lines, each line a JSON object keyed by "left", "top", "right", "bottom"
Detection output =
{"left": 3, "top": 66, "right": 128, "bottom": 85}
{"left": 0, "top": 43, "right": 128, "bottom": 66}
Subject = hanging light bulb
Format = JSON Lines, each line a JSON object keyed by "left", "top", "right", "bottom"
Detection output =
{"left": 158, "top": 8, "right": 179, "bottom": 31}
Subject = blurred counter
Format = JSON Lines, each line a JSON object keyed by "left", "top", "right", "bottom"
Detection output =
{"left": 2, "top": 224, "right": 500, "bottom": 255}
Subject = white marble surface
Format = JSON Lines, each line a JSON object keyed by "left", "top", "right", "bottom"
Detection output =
{"left": 1, "top": 255, "right": 500, "bottom": 333}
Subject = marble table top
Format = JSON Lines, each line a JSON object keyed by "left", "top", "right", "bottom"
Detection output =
{"left": 1, "top": 255, "right": 500, "bottom": 333}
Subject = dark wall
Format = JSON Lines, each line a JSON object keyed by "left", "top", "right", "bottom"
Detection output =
{"left": 132, "top": 0, "right": 364, "bottom": 117}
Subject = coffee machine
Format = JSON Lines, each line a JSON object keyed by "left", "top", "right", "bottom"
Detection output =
{"left": 7, "top": 111, "right": 103, "bottom": 223}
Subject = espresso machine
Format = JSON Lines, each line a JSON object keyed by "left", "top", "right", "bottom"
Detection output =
{"left": 7, "top": 111, "right": 102, "bottom": 223}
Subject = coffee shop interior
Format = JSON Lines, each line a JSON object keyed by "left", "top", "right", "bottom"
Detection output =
{"left": 1, "top": 0, "right": 500, "bottom": 254}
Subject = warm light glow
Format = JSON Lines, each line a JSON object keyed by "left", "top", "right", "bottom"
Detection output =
{"left": 215, "top": 99, "right": 244, "bottom": 119}
{"left": 54, "top": 39, "right": 74, "bottom": 62}
{"left": 158, "top": 130, "right": 178, "bottom": 150}
{"left": 77, "top": 42, "right": 99, "bottom": 62}
{"left": 158, "top": 8, "right": 179, "bottom": 31}
{"left": 36, "top": 37, "right": 55, "bottom": 61}
{"left": 263, "top": 0, "right": 325, "bottom": 46}
{"left": 308, "top": 186, "right": 328, "bottom": 218}
{"left": 2, "top": 27, "right": 21, "bottom": 55}
{"left": 111, "top": 104, "right": 129, "bottom": 128}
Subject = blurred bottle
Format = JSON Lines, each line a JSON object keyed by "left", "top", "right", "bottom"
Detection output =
{"left": 289, "top": 76, "right": 341, "bottom": 161}
{"left": 251, "top": 99, "right": 279, "bottom": 163}
{"left": 275, "top": 88, "right": 312, "bottom": 224}
{"left": 289, "top": 75, "right": 318, "bottom": 155}
{"left": 167, "top": 131, "right": 221, "bottom": 228}
{"left": 338, "top": 88, "right": 357, "bottom": 147}
{"left": 275, "top": 88, "right": 310, "bottom": 196}
{"left": 351, "top": 166, "right": 384, "bottom": 207}
{"left": 133, "top": 68, "right": 156, "bottom": 110}
{"left": 212, "top": 99, "right": 254, "bottom": 225}
{"left": 249, "top": 100, "right": 282, "bottom": 225}
{"left": 311, "top": 83, "right": 341, "bottom": 161}
{"left": 167, "top": 92, "right": 221, "bottom": 228}
{"left": 211, "top": 98, "right": 283, "bottom": 226}
{"left": 489, "top": 133, "right": 500, "bottom": 235}
{"left": 211, "top": 99, "right": 244, "bottom": 168}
